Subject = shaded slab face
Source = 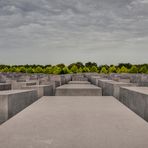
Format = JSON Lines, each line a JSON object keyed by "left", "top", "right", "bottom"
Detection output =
{"left": 0, "top": 96, "right": 148, "bottom": 148}
{"left": 0, "top": 83, "right": 11, "bottom": 91}
{"left": 119, "top": 87, "right": 148, "bottom": 121}
{"left": 0, "top": 90, "right": 38, "bottom": 124}
{"left": 55, "top": 84, "right": 102, "bottom": 96}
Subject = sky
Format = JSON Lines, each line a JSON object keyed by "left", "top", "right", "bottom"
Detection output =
{"left": 0, "top": 0, "right": 148, "bottom": 65}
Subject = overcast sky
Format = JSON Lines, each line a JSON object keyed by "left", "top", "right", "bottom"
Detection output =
{"left": 0, "top": 0, "right": 148, "bottom": 65}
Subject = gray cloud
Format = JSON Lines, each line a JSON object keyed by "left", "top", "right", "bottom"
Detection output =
{"left": 0, "top": 0, "right": 148, "bottom": 65}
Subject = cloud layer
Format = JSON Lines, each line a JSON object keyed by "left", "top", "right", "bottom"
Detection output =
{"left": 0, "top": 0, "right": 148, "bottom": 65}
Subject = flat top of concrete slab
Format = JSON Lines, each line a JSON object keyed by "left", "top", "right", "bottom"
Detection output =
{"left": 0, "top": 96, "right": 148, "bottom": 148}
{"left": 121, "top": 86, "right": 148, "bottom": 95}
{"left": 24, "top": 85, "right": 52, "bottom": 88}
{"left": 98, "top": 79, "right": 113, "bottom": 82}
{"left": 0, "top": 83, "right": 11, "bottom": 85}
{"left": 106, "top": 81, "right": 133, "bottom": 85}
{"left": 56, "top": 84, "right": 101, "bottom": 89}
{"left": 0, "top": 89, "right": 35, "bottom": 95}
{"left": 68, "top": 81, "right": 90, "bottom": 84}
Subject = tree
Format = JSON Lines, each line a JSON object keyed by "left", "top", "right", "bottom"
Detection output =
{"left": 118, "top": 66, "right": 128, "bottom": 73}
{"left": 63, "top": 66, "right": 71, "bottom": 74}
{"left": 118, "top": 63, "right": 132, "bottom": 69}
{"left": 34, "top": 66, "right": 43, "bottom": 73}
{"left": 56, "top": 63, "right": 65, "bottom": 69}
{"left": 26, "top": 67, "right": 34, "bottom": 73}
{"left": 129, "top": 65, "right": 138, "bottom": 73}
{"left": 70, "top": 65, "right": 78, "bottom": 73}
{"left": 109, "top": 65, "right": 116, "bottom": 73}
{"left": 77, "top": 67, "right": 83, "bottom": 73}
{"left": 1, "top": 67, "right": 9, "bottom": 72}
{"left": 100, "top": 67, "right": 108, "bottom": 74}
{"left": 19, "top": 67, "right": 26, "bottom": 73}
{"left": 85, "top": 62, "right": 98, "bottom": 68}
{"left": 44, "top": 67, "right": 53, "bottom": 74}
{"left": 52, "top": 66, "right": 61, "bottom": 74}
{"left": 82, "top": 66, "right": 90, "bottom": 73}
{"left": 90, "top": 66, "right": 98, "bottom": 73}
{"left": 139, "top": 66, "right": 147, "bottom": 73}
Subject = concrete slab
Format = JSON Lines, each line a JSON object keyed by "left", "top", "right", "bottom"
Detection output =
{"left": 23, "top": 85, "right": 54, "bottom": 98}
{"left": 119, "top": 87, "right": 148, "bottom": 121}
{"left": 101, "top": 81, "right": 135, "bottom": 99}
{"left": 11, "top": 81, "right": 39, "bottom": 90}
{"left": 55, "top": 84, "right": 102, "bottom": 96}
{"left": 0, "top": 83, "right": 11, "bottom": 91}
{"left": 0, "top": 96, "right": 148, "bottom": 148}
{"left": 68, "top": 81, "right": 90, "bottom": 84}
{"left": 0, "top": 90, "right": 38, "bottom": 124}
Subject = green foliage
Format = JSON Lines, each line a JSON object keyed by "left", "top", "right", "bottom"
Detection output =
{"left": 34, "top": 66, "right": 43, "bottom": 73}
{"left": 1, "top": 67, "right": 9, "bottom": 72}
{"left": 100, "top": 67, "right": 108, "bottom": 74}
{"left": 0, "top": 63, "right": 148, "bottom": 74}
{"left": 82, "top": 67, "right": 90, "bottom": 73}
{"left": 26, "top": 67, "right": 34, "bottom": 73}
{"left": 109, "top": 65, "right": 116, "bottom": 73}
{"left": 70, "top": 65, "right": 78, "bottom": 73}
{"left": 90, "top": 66, "right": 98, "bottom": 73}
{"left": 44, "top": 67, "right": 52, "bottom": 74}
{"left": 52, "top": 66, "right": 61, "bottom": 74}
{"left": 139, "top": 66, "right": 147, "bottom": 73}
{"left": 129, "top": 65, "right": 138, "bottom": 73}
{"left": 85, "top": 62, "right": 97, "bottom": 68}
{"left": 19, "top": 67, "right": 26, "bottom": 73}
{"left": 118, "top": 66, "right": 128, "bottom": 73}
{"left": 63, "top": 66, "right": 71, "bottom": 74}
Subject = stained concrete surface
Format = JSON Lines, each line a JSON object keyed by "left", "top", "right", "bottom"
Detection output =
{"left": 0, "top": 96, "right": 148, "bottom": 148}
{"left": 55, "top": 84, "right": 102, "bottom": 96}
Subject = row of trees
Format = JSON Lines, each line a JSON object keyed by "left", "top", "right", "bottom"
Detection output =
{"left": 0, "top": 62, "right": 148, "bottom": 74}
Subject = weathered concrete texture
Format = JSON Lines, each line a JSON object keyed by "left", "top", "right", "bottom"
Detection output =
{"left": 98, "top": 79, "right": 134, "bottom": 98}
{"left": 0, "top": 83, "right": 11, "bottom": 91}
{"left": 98, "top": 79, "right": 113, "bottom": 91}
{"left": 0, "top": 90, "right": 38, "bottom": 124}
{"left": 55, "top": 84, "right": 102, "bottom": 96}
{"left": 90, "top": 76, "right": 102, "bottom": 85}
{"left": 72, "top": 74, "right": 88, "bottom": 81}
{"left": 0, "top": 96, "right": 148, "bottom": 148}
{"left": 11, "top": 80, "right": 39, "bottom": 90}
{"left": 23, "top": 85, "right": 54, "bottom": 98}
{"left": 68, "top": 81, "right": 90, "bottom": 84}
{"left": 119, "top": 87, "right": 148, "bottom": 121}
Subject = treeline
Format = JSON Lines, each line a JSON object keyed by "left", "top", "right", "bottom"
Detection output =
{"left": 0, "top": 62, "right": 148, "bottom": 74}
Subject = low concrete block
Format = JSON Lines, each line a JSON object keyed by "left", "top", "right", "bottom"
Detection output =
{"left": 0, "top": 96, "right": 148, "bottom": 148}
{"left": 0, "top": 83, "right": 11, "bottom": 91}
{"left": 103, "top": 81, "right": 135, "bottom": 99}
{"left": 90, "top": 76, "right": 101, "bottom": 85}
{"left": 23, "top": 85, "right": 54, "bottom": 98}
{"left": 55, "top": 84, "right": 102, "bottom": 96}
{"left": 11, "top": 81, "right": 38, "bottom": 89}
{"left": 0, "top": 90, "right": 38, "bottom": 124}
{"left": 68, "top": 81, "right": 90, "bottom": 84}
{"left": 119, "top": 87, "right": 148, "bottom": 121}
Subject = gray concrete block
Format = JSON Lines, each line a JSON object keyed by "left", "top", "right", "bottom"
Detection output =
{"left": 23, "top": 85, "right": 54, "bottom": 98}
{"left": 0, "top": 83, "right": 11, "bottom": 91}
{"left": 0, "top": 90, "right": 38, "bottom": 124}
{"left": 119, "top": 87, "right": 148, "bottom": 121}
{"left": 102, "top": 81, "right": 135, "bottom": 99}
{"left": 55, "top": 84, "right": 102, "bottom": 96}
{"left": 90, "top": 76, "right": 101, "bottom": 85}
{"left": 11, "top": 81, "right": 39, "bottom": 90}
{"left": 68, "top": 81, "right": 90, "bottom": 84}
{"left": 0, "top": 96, "right": 148, "bottom": 148}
